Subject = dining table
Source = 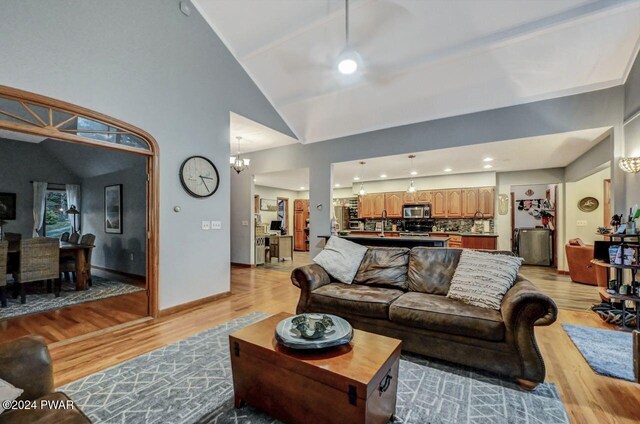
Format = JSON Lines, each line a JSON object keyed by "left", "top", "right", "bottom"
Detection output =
{"left": 7, "top": 241, "right": 94, "bottom": 291}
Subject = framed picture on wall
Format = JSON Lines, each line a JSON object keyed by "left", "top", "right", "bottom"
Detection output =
{"left": 0, "top": 192, "right": 16, "bottom": 220}
{"left": 105, "top": 184, "right": 123, "bottom": 234}
{"left": 260, "top": 198, "right": 277, "bottom": 211}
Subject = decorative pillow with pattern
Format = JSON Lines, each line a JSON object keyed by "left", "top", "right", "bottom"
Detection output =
{"left": 313, "top": 236, "right": 368, "bottom": 284}
{"left": 0, "top": 377, "right": 23, "bottom": 414}
{"left": 447, "top": 249, "right": 524, "bottom": 310}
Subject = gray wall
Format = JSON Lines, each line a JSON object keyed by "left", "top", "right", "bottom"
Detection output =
{"left": 232, "top": 87, "right": 625, "bottom": 263}
{"left": 81, "top": 163, "right": 147, "bottom": 276}
{"left": 0, "top": 138, "right": 80, "bottom": 236}
{"left": 564, "top": 135, "right": 612, "bottom": 182}
{"left": 0, "top": 0, "right": 293, "bottom": 310}
{"left": 624, "top": 51, "right": 640, "bottom": 209}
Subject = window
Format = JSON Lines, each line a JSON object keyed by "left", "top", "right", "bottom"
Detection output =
{"left": 43, "top": 190, "right": 73, "bottom": 237}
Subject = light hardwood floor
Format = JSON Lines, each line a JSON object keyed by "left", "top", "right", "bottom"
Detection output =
{"left": 3, "top": 256, "right": 639, "bottom": 423}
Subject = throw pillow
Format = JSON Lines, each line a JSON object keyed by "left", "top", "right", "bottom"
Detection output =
{"left": 313, "top": 236, "right": 368, "bottom": 284}
{"left": 447, "top": 249, "right": 523, "bottom": 310}
{"left": 0, "top": 378, "right": 23, "bottom": 414}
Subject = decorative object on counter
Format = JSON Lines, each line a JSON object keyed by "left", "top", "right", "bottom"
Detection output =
{"left": 619, "top": 156, "right": 640, "bottom": 174}
{"left": 275, "top": 313, "right": 353, "bottom": 349}
{"left": 611, "top": 214, "right": 622, "bottom": 231}
{"left": 626, "top": 205, "right": 640, "bottom": 235}
{"left": 577, "top": 197, "right": 599, "bottom": 212}
{"left": 597, "top": 226, "right": 611, "bottom": 235}
{"left": 406, "top": 155, "right": 417, "bottom": 193}
{"left": 357, "top": 161, "right": 366, "bottom": 195}
{"left": 498, "top": 193, "right": 509, "bottom": 215}
{"left": 230, "top": 136, "right": 250, "bottom": 174}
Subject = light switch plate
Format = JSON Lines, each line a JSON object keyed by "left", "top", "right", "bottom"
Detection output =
{"left": 201, "top": 220, "right": 211, "bottom": 230}
{"left": 211, "top": 220, "right": 222, "bottom": 230}
{"left": 242, "top": 220, "right": 249, "bottom": 226}
{"left": 576, "top": 220, "right": 588, "bottom": 227}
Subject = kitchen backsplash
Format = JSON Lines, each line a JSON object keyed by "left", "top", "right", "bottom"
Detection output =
{"left": 364, "top": 218, "right": 495, "bottom": 233}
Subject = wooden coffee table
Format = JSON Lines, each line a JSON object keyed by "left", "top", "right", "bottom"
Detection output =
{"left": 229, "top": 312, "right": 402, "bottom": 424}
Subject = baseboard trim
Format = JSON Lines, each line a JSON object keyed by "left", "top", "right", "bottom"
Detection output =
{"left": 158, "top": 291, "right": 232, "bottom": 318}
{"left": 49, "top": 316, "right": 153, "bottom": 349}
{"left": 557, "top": 270, "right": 570, "bottom": 275}
{"left": 231, "top": 262, "right": 255, "bottom": 268}
{"left": 92, "top": 265, "right": 146, "bottom": 283}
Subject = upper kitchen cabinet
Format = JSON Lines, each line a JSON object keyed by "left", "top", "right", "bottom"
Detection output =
{"left": 462, "top": 188, "right": 479, "bottom": 218}
{"left": 385, "top": 192, "right": 403, "bottom": 218}
{"left": 416, "top": 190, "right": 433, "bottom": 204}
{"left": 403, "top": 192, "right": 416, "bottom": 204}
{"left": 478, "top": 187, "right": 495, "bottom": 217}
{"left": 358, "top": 195, "right": 371, "bottom": 218}
{"left": 446, "top": 189, "right": 463, "bottom": 218}
{"left": 371, "top": 193, "right": 386, "bottom": 217}
{"left": 432, "top": 190, "right": 447, "bottom": 217}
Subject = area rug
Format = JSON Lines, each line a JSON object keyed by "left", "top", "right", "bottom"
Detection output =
{"left": 61, "top": 312, "right": 569, "bottom": 424}
{"left": 0, "top": 276, "right": 144, "bottom": 320}
{"left": 563, "top": 324, "right": 634, "bottom": 382}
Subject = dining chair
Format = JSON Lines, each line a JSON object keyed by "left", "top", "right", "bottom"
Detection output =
{"left": 0, "top": 240, "right": 7, "bottom": 307}
{"left": 60, "top": 234, "right": 96, "bottom": 287}
{"left": 60, "top": 232, "right": 70, "bottom": 242}
{"left": 4, "top": 232, "right": 21, "bottom": 252}
{"left": 12, "top": 238, "right": 60, "bottom": 304}
{"left": 68, "top": 232, "right": 80, "bottom": 244}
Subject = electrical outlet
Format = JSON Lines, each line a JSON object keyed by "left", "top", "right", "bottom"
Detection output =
{"left": 211, "top": 220, "right": 222, "bottom": 230}
{"left": 202, "top": 220, "right": 211, "bottom": 230}
{"left": 576, "top": 220, "right": 588, "bottom": 227}
{"left": 242, "top": 220, "right": 249, "bottom": 226}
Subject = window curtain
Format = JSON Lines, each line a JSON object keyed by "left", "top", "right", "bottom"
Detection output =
{"left": 66, "top": 184, "right": 81, "bottom": 232}
{"left": 32, "top": 181, "right": 47, "bottom": 237}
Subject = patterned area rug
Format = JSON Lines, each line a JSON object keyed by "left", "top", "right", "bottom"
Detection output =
{"left": 563, "top": 324, "right": 634, "bottom": 382}
{"left": 0, "top": 275, "right": 144, "bottom": 320}
{"left": 61, "top": 312, "right": 569, "bottom": 424}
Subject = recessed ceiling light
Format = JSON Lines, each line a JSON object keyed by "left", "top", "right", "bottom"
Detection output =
{"left": 334, "top": 183, "right": 341, "bottom": 188}
{"left": 483, "top": 157, "right": 494, "bottom": 162}
{"left": 299, "top": 186, "right": 305, "bottom": 190}
{"left": 444, "top": 168, "right": 452, "bottom": 172}
{"left": 410, "top": 171, "right": 418, "bottom": 176}
{"left": 380, "top": 174, "right": 387, "bottom": 178}
{"left": 483, "top": 164, "right": 493, "bottom": 169}
{"left": 353, "top": 176, "right": 360, "bottom": 181}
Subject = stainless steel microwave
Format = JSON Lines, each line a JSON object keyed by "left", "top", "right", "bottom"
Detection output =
{"left": 403, "top": 204, "right": 431, "bottom": 219}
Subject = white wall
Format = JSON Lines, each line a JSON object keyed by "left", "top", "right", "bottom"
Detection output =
{"left": 347, "top": 172, "right": 496, "bottom": 194}
{"left": 565, "top": 167, "right": 610, "bottom": 246}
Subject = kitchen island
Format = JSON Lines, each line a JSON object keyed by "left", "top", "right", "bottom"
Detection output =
{"left": 320, "top": 235, "right": 450, "bottom": 248}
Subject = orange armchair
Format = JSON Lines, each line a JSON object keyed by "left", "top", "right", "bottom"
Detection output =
{"left": 565, "top": 238, "right": 599, "bottom": 285}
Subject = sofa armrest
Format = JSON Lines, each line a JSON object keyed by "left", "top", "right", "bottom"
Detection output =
{"left": 502, "top": 276, "right": 558, "bottom": 329}
{"left": 0, "top": 336, "right": 53, "bottom": 401}
{"left": 291, "top": 264, "right": 332, "bottom": 292}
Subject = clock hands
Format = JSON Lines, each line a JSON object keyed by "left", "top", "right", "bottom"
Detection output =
{"left": 200, "top": 176, "right": 214, "bottom": 180}
{"left": 199, "top": 176, "right": 210, "bottom": 192}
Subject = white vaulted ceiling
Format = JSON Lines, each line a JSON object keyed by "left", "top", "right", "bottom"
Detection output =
{"left": 195, "top": 0, "right": 640, "bottom": 143}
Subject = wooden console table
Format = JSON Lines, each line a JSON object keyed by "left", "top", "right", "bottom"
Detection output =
{"left": 268, "top": 235, "right": 293, "bottom": 262}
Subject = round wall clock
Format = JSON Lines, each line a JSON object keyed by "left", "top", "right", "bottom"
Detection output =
{"left": 179, "top": 156, "right": 220, "bottom": 198}
{"left": 577, "top": 197, "right": 599, "bottom": 212}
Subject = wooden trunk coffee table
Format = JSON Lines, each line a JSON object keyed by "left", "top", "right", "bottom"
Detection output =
{"left": 229, "top": 312, "right": 402, "bottom": 424}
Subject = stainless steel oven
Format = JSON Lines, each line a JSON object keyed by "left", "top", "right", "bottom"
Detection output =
{"left": 403, "top": 204, "right": 431, "bottom": 219}
{"left": 349, "top": 221, "right": 364, "bottom": 230}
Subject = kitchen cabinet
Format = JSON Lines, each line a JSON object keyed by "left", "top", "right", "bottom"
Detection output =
{"left": 429, "top": 233, "right": 461, "bottom": 248}
{"left": 358, "top": 194, "right": 385, "bottom": 218}
{"left": 358, "top": 195, "right": 371, "bottom": 218}
{"left": 403, "top": 192, "right": 416, "bottom": 204}
{"left": 462, "top": 188, "right": 479, "bottom": 218}
{"left": 478, "top": 187, "right": 495, "bottom": 217}
{"left": 371, "top": 193, "right": 386, "bottom": 217}
{"left": 416, "top": 190, "right": 433, "bottom": 204}
{"left": 432, "top": 190, "right": 447, "bottom": 218}
{"left": 385, "top": 192, "right": 403, "bottom": 218}
{"left": 462, "top": 236, "right": 497, "bottom": 250}
{"left": 446, "top": 189, "right": 463, "bottom": 218}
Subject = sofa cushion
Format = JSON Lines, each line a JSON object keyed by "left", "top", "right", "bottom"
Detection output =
{"left": 309, "top": 283, "right": 404, "bottom": 319}
{"left": 447, "top": 249, "right": 523, "bottom": 310}
{"left": 313, "top": 236, "right": 368, "bottom": 283}
{"left": 353, "top": 247, "right": 410, "bottom": 290}
{"left": 389, "top": 292, "right": 505, "bottom": 341}
{"left": 0, "top": 377, "right": 22, "bottom": 414}
{"left": 407, "top": 248, "right": 462, "bottom": 295}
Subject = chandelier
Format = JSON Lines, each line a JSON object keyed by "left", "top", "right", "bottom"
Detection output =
{"left": 619, "top": 157, "right": 640, "bottom": 174}
{"left": 407, "top": 155, "right": 417, "bottom": 193}
{"left": 357, "top": 161, "right": 366, "bottom": 195}
{"left": 230, "top": 136, "right": 250, "bottom": 174}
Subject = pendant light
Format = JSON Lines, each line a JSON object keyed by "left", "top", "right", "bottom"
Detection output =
{"left": 337, "top": 0, "right": 361, "bottom": 75}
{"left": 406, "top": 155, "right": 417, "bottom": 193}
{"left": 230, "top": 136, "right": 250, "bottom": 174}
{"left": 357, "top": 161, "right": 366, "bottom": 195}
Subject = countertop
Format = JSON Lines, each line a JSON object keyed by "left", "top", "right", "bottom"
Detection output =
{"left": 347, "top": 230, "right": 498, "bottom": 237}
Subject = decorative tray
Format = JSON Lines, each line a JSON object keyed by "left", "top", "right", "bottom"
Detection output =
{"left": 275, "top": 313, "right": 353, "bottom": 350}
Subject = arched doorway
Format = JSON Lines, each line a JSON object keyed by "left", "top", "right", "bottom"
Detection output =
{"left": 0, "top": 85, "right": 159, "bottom": 317}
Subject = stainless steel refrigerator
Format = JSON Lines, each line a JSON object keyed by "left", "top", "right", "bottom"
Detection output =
{"left": 334, "top": 206, "right": 350, "bottom": 231}
{"left": 516, "top": 228, "right": 552, "bottom": 266}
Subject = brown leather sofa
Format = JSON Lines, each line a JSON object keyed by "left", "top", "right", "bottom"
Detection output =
{"left": 565, "top": 238, "right": 601, "bottom": 285}
{"left": 0, "top": 336, "right": 90, "bottom": 424}
{"left": 292, "top": 247, "right": 558, "bottom": 389}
